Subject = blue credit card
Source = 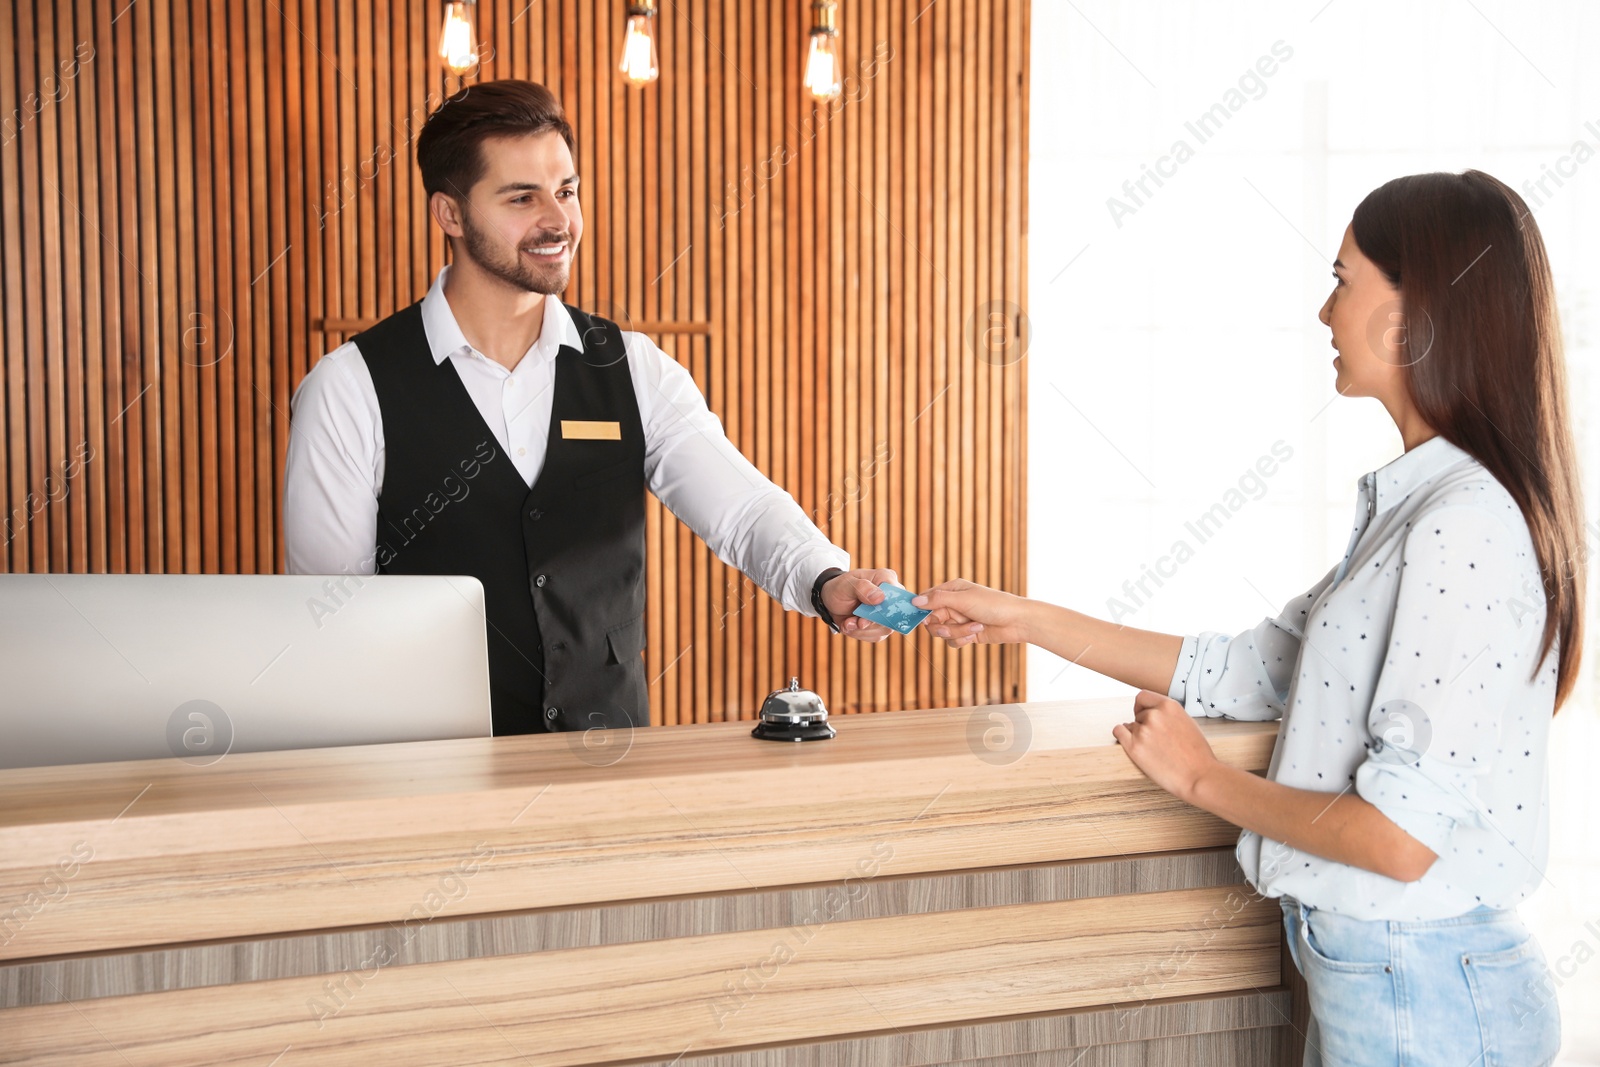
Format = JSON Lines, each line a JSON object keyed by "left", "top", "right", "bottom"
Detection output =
{"left": 852, "top": 582, "right": 931, "bottom": 635}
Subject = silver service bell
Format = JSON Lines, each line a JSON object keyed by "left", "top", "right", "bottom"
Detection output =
{"left": 751, "top": 677, "right": 836, "bottom": 742}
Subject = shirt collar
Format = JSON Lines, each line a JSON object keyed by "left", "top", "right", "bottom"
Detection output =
{"left": 418, "top": 265, "right": 583, "bottom": 369}
{"left": 1365, "top": 434, "right": 1476, "bottom": 516}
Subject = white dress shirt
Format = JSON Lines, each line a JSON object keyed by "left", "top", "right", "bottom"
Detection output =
{"left": 284, "top": 266, "right": 848, "bottom": 616}
{"left": 1167, "top": 434, "right": 1555, "bottom": 921}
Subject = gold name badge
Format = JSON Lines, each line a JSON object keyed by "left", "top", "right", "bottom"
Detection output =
{"left": 560, "top": 420, "right": 622, "bottom": 441}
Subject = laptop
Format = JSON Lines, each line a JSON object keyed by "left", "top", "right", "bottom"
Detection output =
{"left": 0, "top": 573, "right": 493, "bottom": 770}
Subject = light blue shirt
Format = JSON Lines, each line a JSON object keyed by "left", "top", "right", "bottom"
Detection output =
{"left": 1167, "top": 434, "right": 1556, "bottom": 921}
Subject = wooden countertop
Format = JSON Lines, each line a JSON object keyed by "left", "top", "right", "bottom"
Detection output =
{"left": 0, "top": 698, "right": 1279, "bottom": 961}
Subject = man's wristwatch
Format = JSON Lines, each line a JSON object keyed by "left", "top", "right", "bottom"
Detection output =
{"left": 811, "top": 567, "right": 845, "bottom": 634}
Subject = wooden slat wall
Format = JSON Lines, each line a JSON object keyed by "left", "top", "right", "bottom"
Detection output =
{"left": 0, "top": 0, "right": 1028, "bottom": 724}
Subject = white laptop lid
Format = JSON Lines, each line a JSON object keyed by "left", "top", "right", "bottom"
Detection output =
{"left": 0, "top": 573, "right": 493, "bottom": 770}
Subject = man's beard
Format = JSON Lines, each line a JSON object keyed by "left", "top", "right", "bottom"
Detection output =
{"left": 460, "top": 213, "right": 570, "bottom": 295}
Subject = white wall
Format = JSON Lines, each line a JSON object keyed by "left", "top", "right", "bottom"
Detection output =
{"left": 1027, "top": 1, "right": 1599, "bottom": 1059}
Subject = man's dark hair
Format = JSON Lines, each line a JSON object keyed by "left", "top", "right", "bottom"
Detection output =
{"left": 416, "top": 79, "right": 577, "bottom": 199}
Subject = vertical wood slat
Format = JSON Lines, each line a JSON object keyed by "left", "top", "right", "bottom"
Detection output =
{"left": 682, "top": 0, "right": 706, "bottom": 722}
{"left": 73, "top": 0, "right": 103, "bottom": 575}
{"left": 0, "top": 0, "right": 17, "bottom": 574}
{"left": 0, "top": 0, "right": 1027, "bottom": 723}
{"left": 840, "top": 0, "right": 859, "bottom": 715}
{"left": 190, "top": 0, "right": 217, "bottom": 573}
{"left": 118, "top": 0, "right": 143, "bottom": 571}
{"left": 35, "top": 0, "right": 62, "bottom": 574}
{"left": 751, "top": 0, "right": 769, "bottom": 724}
{"left": 54, "top": 0, "right": 81, "bottom": 575}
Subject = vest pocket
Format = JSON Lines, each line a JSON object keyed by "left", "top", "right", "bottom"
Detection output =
{"left": 576, "top": 457, "right": 635, "bottom": 489}
{"left": 606, "top": 614, "right": 647, "bottom": 664}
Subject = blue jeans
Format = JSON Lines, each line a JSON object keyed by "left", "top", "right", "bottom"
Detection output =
{"left": 1280, "top": 897, "right": 1561, "bottom": 1067}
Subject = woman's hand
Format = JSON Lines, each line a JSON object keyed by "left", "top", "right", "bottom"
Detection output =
{"left": 912, "top": 579, "right": 1034, "bottom": 646}
{"left": 1111, "top": 690, "right": 1221, "bottom": 804}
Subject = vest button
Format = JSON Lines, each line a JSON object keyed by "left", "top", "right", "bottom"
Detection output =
{"left": 529, "top": 509, "right": 543, "bottom": 521}
{"left": 535, "top": 574, "right": 547, "bottom": 587}
{"left": 545, "top": 706, "right": 559, "bottom": 721}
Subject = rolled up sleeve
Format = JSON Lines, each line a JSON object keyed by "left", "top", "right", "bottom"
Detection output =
{"left": 1167, "top": 562, "right": 1340, "bottom": 721}
{"left": 1353, "top": 505, "right": 1541, "bottom": 856}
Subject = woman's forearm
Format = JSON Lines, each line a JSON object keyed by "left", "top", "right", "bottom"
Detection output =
{"left": 1191, "top": 763, "right": 1437, "bottom": 882}
{"left": 1111, "top": 692, "right": 1440, "bottom": 883}
{"left": 1023, "top": 601, "right": 1185, "bottom": 694}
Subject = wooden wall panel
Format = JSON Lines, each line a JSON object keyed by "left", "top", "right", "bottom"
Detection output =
{"left": 0, "top": 0, "right": 1029, "bottom": 724}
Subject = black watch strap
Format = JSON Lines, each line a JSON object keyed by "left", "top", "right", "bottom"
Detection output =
{"left": 811, "top": 567, "right": 845, "bottom": 634}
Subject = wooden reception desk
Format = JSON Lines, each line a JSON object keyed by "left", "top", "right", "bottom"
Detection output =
{"left": 0, "top": 698, "right": 1304, "bottom": 1066}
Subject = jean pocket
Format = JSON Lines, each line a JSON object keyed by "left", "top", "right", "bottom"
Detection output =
{"left": 1295, "top": 913, "right": 1399, "bottom": 1065}
{"left": 1462, "top": 936, "right": 1561, "bottom": 1067}
{"left": 1300, "top": 909, "right": 1394, "bottom": 975}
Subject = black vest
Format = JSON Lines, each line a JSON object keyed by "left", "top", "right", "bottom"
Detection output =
{"left": 354, "top": 301, "right": 648, "bottom": 736}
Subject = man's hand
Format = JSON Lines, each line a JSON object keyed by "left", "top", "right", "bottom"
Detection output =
{"left": 821, "top": 568, "right": 904, "bottom": 643}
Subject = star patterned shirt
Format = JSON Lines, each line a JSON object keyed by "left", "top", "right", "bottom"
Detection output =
{"left": 1167, "top": 435, "right": 1556, "bottom": 921}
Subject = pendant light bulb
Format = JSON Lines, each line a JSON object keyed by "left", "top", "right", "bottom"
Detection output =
{"left": 804, "top": 2, "right": 841, "bottom": 100}
{"left": 620, "top": 3, "right": 660, "bottom": 87}
{"left": 440, "top": 1, "right": 479, "bottom": 76}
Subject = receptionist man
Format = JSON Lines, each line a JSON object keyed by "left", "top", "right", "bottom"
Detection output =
{"left": 283, "top": 79, "right": 897, "bottom": 735}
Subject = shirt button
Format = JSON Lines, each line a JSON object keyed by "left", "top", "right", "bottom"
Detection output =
{"left": 535, "top": 574, "right": 547, "bottom": 587}
{"left": 517, "top": 447, "right": 527, "bottom": 456}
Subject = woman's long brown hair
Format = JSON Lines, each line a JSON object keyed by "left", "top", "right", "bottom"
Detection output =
{"left": 1353, "top": 170, "right": 1585, "bottom": 710}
